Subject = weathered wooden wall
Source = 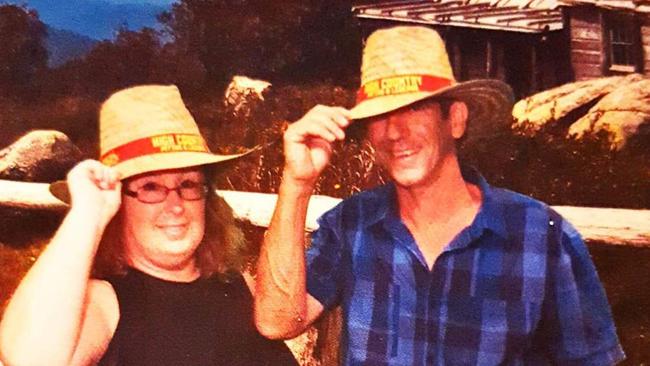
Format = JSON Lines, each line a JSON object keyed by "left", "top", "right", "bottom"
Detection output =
{"left": 444, "top": 29, "right": 570, "bottom": 98}
{"left": 567, "top": 6, "right": 604, "bottom": 80}
{"left": 641, "top": 17, "right": 650, "bottom": 73}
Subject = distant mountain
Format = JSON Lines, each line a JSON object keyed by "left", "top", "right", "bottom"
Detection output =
{"left": 45, "top": 26, "right": 97, "bottom": 67}
{"left": 106, "top": 0, "right": 176, "bottom": 5}
{"left": 1, "top": 0, "right": 168, "bottom": 40}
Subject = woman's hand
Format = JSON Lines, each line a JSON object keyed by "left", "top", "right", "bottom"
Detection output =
{"left": 66, "top": 160, "right": 122, "bottom": 228}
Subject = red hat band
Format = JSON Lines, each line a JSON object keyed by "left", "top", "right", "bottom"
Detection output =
{"left": 356, "top": 74, "right": 453, "bottom": 103}
{"left": 101, "top": 133, "right": 209, "bottom": 167}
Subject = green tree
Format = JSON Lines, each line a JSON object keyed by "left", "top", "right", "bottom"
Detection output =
{"left": 76, "top": 27, "right": 163, "bottom": 97}
{"left": 295, "top": 0, "right": 360, "bottom": 84}
{"left": 159, "top": 0, "right": 360, "bottom": 87}
{"left": 0, "top": 5, "right": 47, "bottom": 98}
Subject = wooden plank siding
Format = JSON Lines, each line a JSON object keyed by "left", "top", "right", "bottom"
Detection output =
{"left": 641, "top": 19, "right": 650, "bottom": 74}
{"left": 565, "top": 5, "right": 650, "bottom": 77}
{"left": 572, "top": 63, "right": 607, "bottom": 79}
{"left": 571, "top": 39, "right": 602, "bottom": 51}
{"left": 570, "top": 14, "right": 602, "bottom": 38}
{"left": 572, "top": 50, "right": 603, "bottom": 64}
{"left": 567, "top": 6, "right": 605, "bottom": 79}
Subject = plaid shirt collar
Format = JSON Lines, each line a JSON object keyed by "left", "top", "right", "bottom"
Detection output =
{"left": 361, "top": 166, "right": 509, "bottom": 252}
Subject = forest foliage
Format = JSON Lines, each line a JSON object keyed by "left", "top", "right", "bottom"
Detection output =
{"left": 0, "top": 2, "right": 647, "bottom": 210}
{"left": 0, "top": 1, "right": 362, "bottom": 180}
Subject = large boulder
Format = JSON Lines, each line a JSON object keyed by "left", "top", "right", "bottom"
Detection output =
{"left": 568, "top": 78, "right": 650, "bottom": 149}
{"left": 512, "top": 74, "right": 650, "bottom": 149}
{"left": 0, "top": 130, "right": 80, "bottom": 237}
{"left": 0, "top": 130, "right": 82, "bottom": 183}
{"left": 512, "top": 74, "right": 643, "bottom": 132}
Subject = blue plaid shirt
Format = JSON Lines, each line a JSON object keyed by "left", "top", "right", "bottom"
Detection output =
{"left": 306, "top": 169, "right": 625, "bottom": 365}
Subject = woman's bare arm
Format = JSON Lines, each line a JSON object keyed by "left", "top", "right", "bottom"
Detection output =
{"left": 0, "top": 160, "right": 121, "bottom": 366}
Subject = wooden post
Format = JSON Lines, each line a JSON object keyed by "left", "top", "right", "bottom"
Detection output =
{"left": 530, "top": 42, "right": 538, "bottom": 93}
{"left": 452, "top": 34, "right": 463, "bottom": 79}
{"left": 486, "top": 38, "right": 494, "bottom": 77}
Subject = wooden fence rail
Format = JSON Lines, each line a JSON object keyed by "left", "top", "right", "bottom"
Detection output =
{"left": 218, "top": 190, "right": 650, "bottom": 247}
{"left": 0, "top": 180, "right": 648, "bottom": 247}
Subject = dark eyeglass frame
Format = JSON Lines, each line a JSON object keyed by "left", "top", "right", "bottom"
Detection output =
{"left": 123, "top": 180, "right": 210, "bottom": 204}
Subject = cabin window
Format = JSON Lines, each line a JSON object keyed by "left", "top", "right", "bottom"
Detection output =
{"left": 604, "top": 12, "right": 640, "bottom": 73}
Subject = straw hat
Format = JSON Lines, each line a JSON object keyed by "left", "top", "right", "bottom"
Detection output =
{"left": 50, "top": 84, "right": 250, "bottom": 202}
{"left": 350, "top": 26, "right": 514, "bottom": 137}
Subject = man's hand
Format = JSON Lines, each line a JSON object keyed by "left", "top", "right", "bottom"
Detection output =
{"left": 66, "top": 160, "right": 122, "bottom": 228}
{"left": 255, "top": 105, "right": 349, "bottom": 339}
{"left": 282, "top": 105, "right": 350, "bottom": 186}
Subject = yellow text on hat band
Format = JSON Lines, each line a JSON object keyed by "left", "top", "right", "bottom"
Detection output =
{"left": 101, "top": 133, "right": 209, "bottom": 166}
{"left": 356, "top": 74, "right": 453, "bottom": 103}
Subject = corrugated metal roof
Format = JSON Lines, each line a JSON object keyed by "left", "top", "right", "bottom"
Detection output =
{"left": 353, "top": 0, "right": 563, "bottom": 33}
{"left": 559, "top": 0, "right": 650, "bottom": 12}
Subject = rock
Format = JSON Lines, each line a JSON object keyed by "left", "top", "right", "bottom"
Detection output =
{"left": 0, "top": 130, "right": 82, "bottom": 183}
{"left": 568, "top": 78, "right": 650, "bottom": 149}
{"left": 512, "top": 74, "right": 644, "bottom": 132}
{"left": 224, "top": 75, "right": 272, "bottom": 118}
{"left": 512, "top": 74, "right": 650, "bottom": 149}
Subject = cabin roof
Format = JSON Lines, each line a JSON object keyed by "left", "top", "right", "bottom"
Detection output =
{"left": 558, "top": 0, "right": 650, "bottom": 12}
{"left": 353, "top": 0, "right": 563, "bottom": 33}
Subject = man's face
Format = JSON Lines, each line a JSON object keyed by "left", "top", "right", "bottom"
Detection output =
{"left": 366, "top": 101, "right": 462, "bottom": 189}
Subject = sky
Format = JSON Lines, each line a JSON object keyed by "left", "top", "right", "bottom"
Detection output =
{"left": 106, "top": 0, "right": 176, "bottom": 5}
{"left": 1, "top": 0, "right": 173, "bottom": 39}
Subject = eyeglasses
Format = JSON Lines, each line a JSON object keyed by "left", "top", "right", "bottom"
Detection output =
{"left": 123, "top": 180, "right": 209, "bottom": 204}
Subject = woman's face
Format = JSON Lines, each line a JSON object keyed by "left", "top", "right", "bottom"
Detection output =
{"left": 120, "top": 167, "right": 206, "bottom": 281}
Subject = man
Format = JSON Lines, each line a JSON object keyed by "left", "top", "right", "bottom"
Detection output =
{"left": 255, "top": 26, "right": 624, "bottom": 365}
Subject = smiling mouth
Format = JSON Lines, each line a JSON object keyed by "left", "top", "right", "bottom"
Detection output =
{"left": 392, "top": 149, "right": 416, "bottom": 159}
{"left": 159, "top": 224, "right": 188, "bottom": 239}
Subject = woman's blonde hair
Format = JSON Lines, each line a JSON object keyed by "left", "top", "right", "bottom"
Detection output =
{"left": 92, "top": 183, "right": 251, "bottom": 281}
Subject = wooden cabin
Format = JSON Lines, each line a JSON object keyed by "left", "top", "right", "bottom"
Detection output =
{"left": 560, "top": 0, "right": 650, "bottom": 80}
{"left": 353, "top": 0, "right": 573, "bottom": 98}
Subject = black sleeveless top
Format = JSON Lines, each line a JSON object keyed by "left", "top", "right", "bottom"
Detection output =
{"left": 99, "top": 268, "right": 298, "bottom": 366}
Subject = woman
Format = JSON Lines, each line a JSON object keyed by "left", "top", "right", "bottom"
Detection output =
{"left": 0, "top": 85, "right": 298, "bottom": 366}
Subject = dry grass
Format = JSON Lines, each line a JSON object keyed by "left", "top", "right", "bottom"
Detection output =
{"left": 0, "top": 209, "right": 62, "bottom": 313}
{"left": 0, "top": 238, "right": 47, "bottom": 314}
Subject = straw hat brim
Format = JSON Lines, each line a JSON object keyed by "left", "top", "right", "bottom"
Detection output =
{"left": 49, "top": 149, "right": 251, "bottom": 204}
{"left": 350, "top": 79, "right": 514, "bottom": 139}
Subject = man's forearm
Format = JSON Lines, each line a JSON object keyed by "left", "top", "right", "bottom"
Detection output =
{"left": 255, "top": 175, "right": 315, "bottom": 339}
{"left": 255, "top": 104, "right": 347, "bottom": 339}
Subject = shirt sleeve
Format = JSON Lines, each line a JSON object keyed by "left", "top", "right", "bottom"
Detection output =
{"left": 539, "top": 216, "right": 625, "bottom": 365}
{"left": 305, "top": 211, "right": 349, "bottom": 310}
